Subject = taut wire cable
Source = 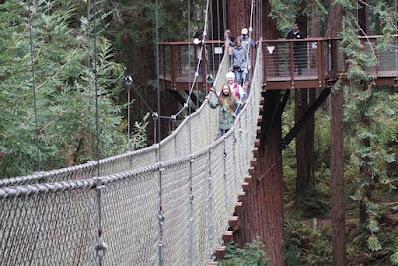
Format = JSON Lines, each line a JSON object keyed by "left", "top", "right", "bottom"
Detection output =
{"left": 27, "top": 0, "right": 41, "bottom": 171}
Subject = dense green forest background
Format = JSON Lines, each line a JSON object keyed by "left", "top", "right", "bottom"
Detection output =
{"left": 1, "top": 0, "right": 398, "bottom": 265}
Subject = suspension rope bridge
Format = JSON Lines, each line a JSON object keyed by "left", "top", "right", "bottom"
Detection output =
{"left": 2, "top": 0, "right": 398, "bottom": 265}
{"left": 0, "top": 40, "right": 264, "bottom": 266}
{"left": 0, "top": 0, "right": 266, "bottom": 264}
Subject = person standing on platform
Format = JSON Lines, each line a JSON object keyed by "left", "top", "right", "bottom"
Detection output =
{"left": 287, "top": 23, "right": 307, "bottom": 75}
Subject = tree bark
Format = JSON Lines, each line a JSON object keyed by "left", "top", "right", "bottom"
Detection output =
{"left": 294, "top": 14, "right": 316, "bottom": 209}
{"left": 211, "top": 0, "right": 227, "bottom": 40}
{"left": 329, "top": 3, "right": 346, "bottom": 265}
{"left": 227, "top": 0, "right": 250, "bottom": 38}
{"left": 294, "top": 88, "right": 315, "bottom": 207}
{"left": 330, "top": 88, "right": 346, "bottom": 266}
{"left": 258, "top": 90, "right": 285, "bottom": 266}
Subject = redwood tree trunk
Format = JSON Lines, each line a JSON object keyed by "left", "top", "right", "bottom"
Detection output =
{"left": 227, "top": 0, "right": 250, "bottom": 37}
{"left": 294, "top": 14, "right": 316, "bottom": 208}
{"left": 294, "top": 89, "right": 315, "bottom": 207}
{"left": 257, "top": 90, "right": 285, "bottom": 266}
{"left": 211, "top": 0, "right": 227, "bottom": 40}
{"left": 236, "top": 1, "right": 284, "bottom": 265}
{"left": 330, "top": 88, "right": 346, "bottom": 266}
{"left": 329, "top": 3, "right": 346, "bottom": 265}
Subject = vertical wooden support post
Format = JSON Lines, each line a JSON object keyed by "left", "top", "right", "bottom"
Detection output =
{"left": 171, "top": 45, "right": 177, "bottom": 89}
{"left": 263, "top": 41, "right": 268, "bottom": 83}
{"left": 374, "top": 38, "right": 379, "bottom": 76}
{"left": 330, "top": 39, "right": 339, "bottom": 79}
{"left": 289, "top": 41, "right": 295, "bottom": 85}
{"left": 160, "top": 44, "right": 165, "bottom": 78}
{"left": 317, "top": 40, "right": 324, "bottom": 87}
{"left": 330, "top": 87, "right": 346, "bottom": 266}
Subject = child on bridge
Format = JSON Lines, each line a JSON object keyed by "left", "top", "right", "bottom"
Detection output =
{"left": 207, "top": 84, "right": 239, "bottom": 137}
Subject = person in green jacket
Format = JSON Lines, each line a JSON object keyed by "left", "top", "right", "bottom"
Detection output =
{"left": 207, "top": 84, "right": 240, "bottom": 137}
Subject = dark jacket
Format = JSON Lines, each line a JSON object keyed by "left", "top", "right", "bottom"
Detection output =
{"left": 232, "top": 46, "right": 248, "bottom": 71}
{"left": 287, "top": 30, "right": 306, "bottom": 40}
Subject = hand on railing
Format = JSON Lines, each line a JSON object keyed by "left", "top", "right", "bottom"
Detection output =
{"left": 205, "top": 87, "right": 216, "bottom": 100}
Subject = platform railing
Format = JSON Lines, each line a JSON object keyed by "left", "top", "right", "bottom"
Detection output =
{"left": 262, "top": 35, "right": 398, "bottom": 87}
{"left": 158, "top": 40, "right": 225, "bottom": 90}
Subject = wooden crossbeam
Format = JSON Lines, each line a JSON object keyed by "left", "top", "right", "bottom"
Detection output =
{"left": 280, "top": 87, "right": 331, "bottom": 149}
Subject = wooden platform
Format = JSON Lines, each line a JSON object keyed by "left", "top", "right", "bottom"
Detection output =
{"left": 158, "top": 36, "right": 398, "bottom": 91}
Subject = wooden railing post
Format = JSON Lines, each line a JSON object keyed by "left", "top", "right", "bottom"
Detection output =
{"left": 374, "top": 38, "right": 379, "bottom": 76}
{"left": 160, "top": 44, "right": 165, "bottom": 77}
{"left": 171, "top": 44, "right": 177, "bottom": 90}
{"left": 317, "top": 40, "right": 324, "bottom": 87}
{"left": 330, "top": 39, "right": 338, "bottom": 79}
{"left": 263, "top": 41, "right": 268, "bottom": 83}
{"left": 289, "top": 41, "right": 295, "bottom": 86}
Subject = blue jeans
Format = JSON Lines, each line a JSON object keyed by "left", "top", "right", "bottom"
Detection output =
{"left": 233, "top": 69, "right": 247, "bottom": 85}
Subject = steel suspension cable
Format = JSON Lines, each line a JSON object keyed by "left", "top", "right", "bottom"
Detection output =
{"left": 222, "top": 0, "right": 227, "bottom": 32}
{"left": 92, "top": 0, "right": 100, "bottom": 177}
{"left": 187, "top": 1, "right": 195, "bottom": 264}
{"left": 250, "top": 0, "right": 254, "bottom": 35}
{"left": 188, "top": 0, "right": 192, "bottom": 117}
{"left": 171, "top": 0, "right": 211, "bottom": 119}
{"left": 155, "top": 1, "right": 161, "bottom": 148}
{"left": 90, "top": 1, "right": 107, "bottom": 265}
{"left": 27, "top": 0, "right": 41, "bottom": 171}
{"left": 154, "top": 1, "right": 165, "bottom": 266}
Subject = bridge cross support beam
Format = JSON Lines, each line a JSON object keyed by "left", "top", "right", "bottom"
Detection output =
{"left": 280, "top": 86, "right": 332, "bottom": 149}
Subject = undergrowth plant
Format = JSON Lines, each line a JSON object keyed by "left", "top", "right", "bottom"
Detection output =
{"left": 220, "top": 241, "right": 269, "bottom": 266}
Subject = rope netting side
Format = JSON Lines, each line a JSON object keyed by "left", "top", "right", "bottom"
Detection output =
{"left": 1, "top": 53, "right": 229, "bottom": 188}
{"left": 0, "top": 182, "right": 97, "bottom": 265}
{"left": 0, "top": 43, "right": 263, "bottom": 265}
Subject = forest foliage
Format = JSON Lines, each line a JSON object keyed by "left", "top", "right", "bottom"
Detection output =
{"left": 269, "top": 0, "right": 398, "bottom": 264}
{"left": 0, "top": 0, "right": 147, "bottom": 177}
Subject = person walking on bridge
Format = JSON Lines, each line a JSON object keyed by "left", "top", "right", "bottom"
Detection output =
{"left": 231, "top": 37, "right": 249, "bottom": 86}
{"left": 207, "top": 85, "right": 239, "bottom": 137}
{"left": 226, "top": 71, "right": 246, "bottom": 104}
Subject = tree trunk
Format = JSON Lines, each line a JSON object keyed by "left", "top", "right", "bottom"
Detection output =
{"left": 254, "top": 90, "right": 285, "bottom": 266}
{"left": 330, "top": 88, "right": 346, "bottom": 266}
{"left": 294, "top": 88, "right": 315, "bottom": 207}
{"left": 294, "top": 14, "right": 316, "bottom": 209}
{"left": 262, "top": 0, "right": 278, "bottom": 39}
{"left": 329, "top": 3, "right": 346, "bottom": 265}
{"left": 211, "top": 0, "right": 227, "bottom": 40}
{"left": 227, "top": 0, "right": 250, "bottom": 38}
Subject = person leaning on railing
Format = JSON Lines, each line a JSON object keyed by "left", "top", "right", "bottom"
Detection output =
{"left": 206, "top": 84, "right": 239, "bottom": 138}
